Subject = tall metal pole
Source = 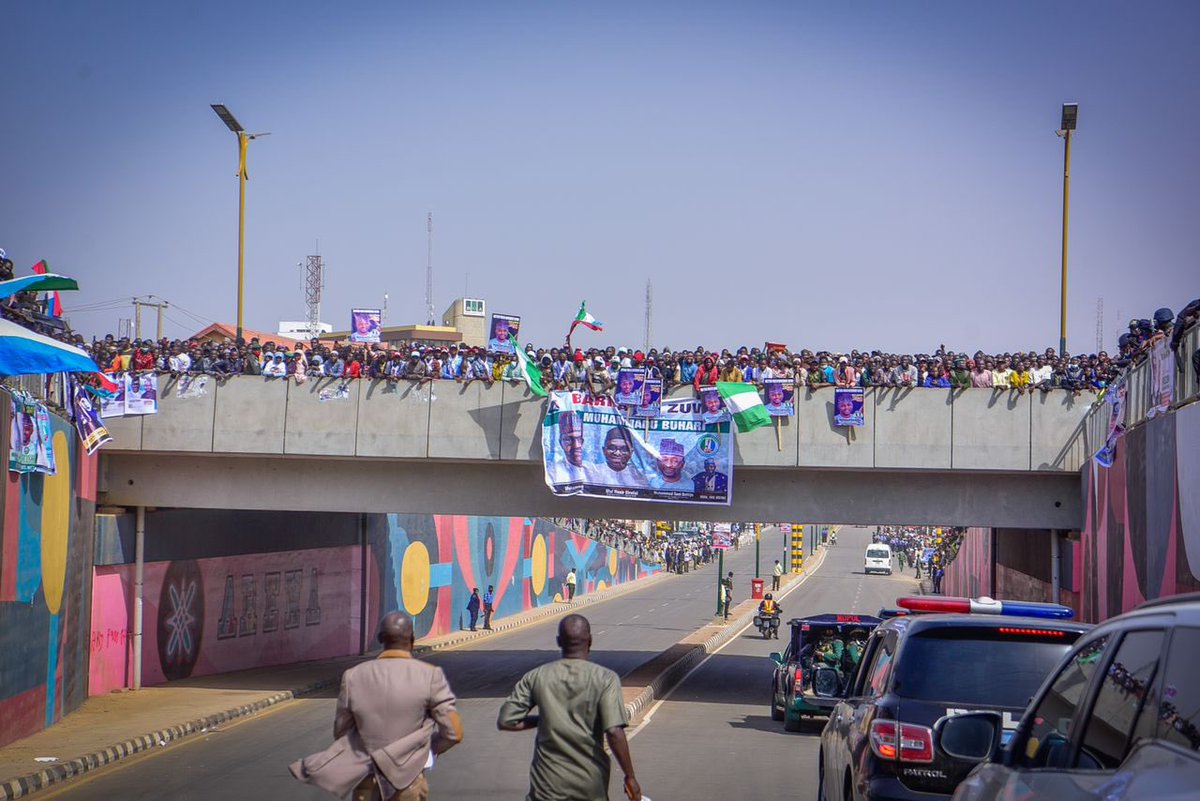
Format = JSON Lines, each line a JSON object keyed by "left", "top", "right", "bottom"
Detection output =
{"left": 133, "top": 300, "right": 142, "bottom": 340}
{"left": 237, "top": 131, "right": 248, "bottom": 342}
{"left": 1059, "top": 128, "right": 1072, "bottom": 357}
{"left": 754, "top": 523, "right": 760, "bottom": 578}
{"left": 716, "top": 549, "right": 724, "bottom": 616}
{"left": 156, "top": 302, "right": 165, "bottom": 340}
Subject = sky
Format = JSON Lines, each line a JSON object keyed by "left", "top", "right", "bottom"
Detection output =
{"left": 3, "top": 1, "right": 1197, "bottom": 354}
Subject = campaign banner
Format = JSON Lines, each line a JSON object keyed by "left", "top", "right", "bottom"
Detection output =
{"left": 177, "top": 374, "right": 209, "bottom": 399}
{"left": 698, "top": 387, "right": 729, "bottom": 424}
{"left": 542, "top": 391, "right": 732, "bottom": 505}
{"left": 615, "top": 368, "right": 646, "bottom": 406}
{"left": 1093, "top": 374, "right": 1127, "bottom": 468}
{"left": 712, "top": 523, "right": 733, "bottom": 549}
{"left": 1147, "top": 337, "right": 1175, "bottom": 418}
{"left": 349, "top": 309, "right": 382, "bottom": 343}
{"left": 8, "top": 392, "right": 56, "bottom": 475}
{"left": 762, "top": 378, "right": 795, "bottom": 417}
{"left": 124, "top": 373, "right": 158, "bottom": 415}
{"left": 833, "top": 387, "right": 865, "bottom": 427}
{"left": 487, "top": 313, "right": 520, "bottom": 354}
{"left": 100, "top": 380, "right": 127, "bottom": 418}
{"left": 633, "top": 378, "right": 663, "bottom": 418}
{"left": 71, "top": 382, "right": 111, "bottom": 455}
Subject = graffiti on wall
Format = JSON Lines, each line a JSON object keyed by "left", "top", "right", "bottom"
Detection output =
{"left": 1080, "top": 405, "right": 1200, "bottom": 623}
{"left": 369, "top": 515, "right": 660, "bottom": 640}
{"left": 0, "top": 408, "right": 97, "bottom": 748}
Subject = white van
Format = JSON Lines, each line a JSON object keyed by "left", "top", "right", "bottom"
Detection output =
{"left": 864, "top": 543, "right": 892, "bottom": 575}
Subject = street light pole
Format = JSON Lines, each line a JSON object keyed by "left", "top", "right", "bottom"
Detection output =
{"left": 1057, "top": 103, "right": 1078, "bottom": 357}
{"left": 211, "top": 104, "right": 269, "bottom": 343}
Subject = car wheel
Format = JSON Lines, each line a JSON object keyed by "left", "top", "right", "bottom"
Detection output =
{"left": 817, "top": 752, "right": 828, "bottom": 801}
{"left": 771, "top": 693, "right": 784, "bottom": 721}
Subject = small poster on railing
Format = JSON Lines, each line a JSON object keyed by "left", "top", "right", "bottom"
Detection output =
{"left": 1147, "top": 338, "right": 1174, "bottom": 418}
{"left": 71, "top": 383, "right": 111, "bottom": 456}
{"left": 124, "top": 373, "right": 158, "bottom": 415}
{"left": 8, "top": 391, "right": 56, "bottom": 475}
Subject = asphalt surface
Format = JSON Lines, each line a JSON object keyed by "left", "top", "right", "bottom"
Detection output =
{"left": 620, "top": 526, "right": 920, "bottom": 801}
{"left": 36, "top": 533, "right": 794, "bottom": 800}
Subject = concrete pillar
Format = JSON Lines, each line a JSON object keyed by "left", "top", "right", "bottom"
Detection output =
{"left": 1050, "top": 530, "right": 1062, "bottom": 606}
{"left": 133, "top": 505, "right": 145, "bottom": 690}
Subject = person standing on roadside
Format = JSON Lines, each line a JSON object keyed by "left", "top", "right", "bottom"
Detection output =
{"left": 482, "top": 585, "right": 495, "bottom": 631}
{"left": 565, "top": 568, "right": 578, "bottom": 601}
{"left": 722, "top": 571, "right": 734, "bottom": 620}
{"left": 291, "top": 612, "right": 463, "bottom": 801}
{"left": 498, "top": 614, "right": 641, "bottom": 801}
{"left": 466, "top": 588, "right": 481, "bottom": 631}
{"left": 772, "top": 559, "right": 784, "bottom": 591}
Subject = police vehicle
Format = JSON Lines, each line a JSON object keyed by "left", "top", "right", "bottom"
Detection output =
{"left": 770, "top": 613, "right": 883, "bottom": 732}
{"left": 817, "top": 596, "right": 1090, "bottom": 800}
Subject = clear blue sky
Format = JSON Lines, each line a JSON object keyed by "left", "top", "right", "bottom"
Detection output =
{"left": 3, "top": 1, "right": 1197, "bottom": 354}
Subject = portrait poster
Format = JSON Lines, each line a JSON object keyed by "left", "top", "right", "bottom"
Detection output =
{"left": 633, "top": 378, "right": 662, "bottom": 418}
{"left": 762, "top": 379, "right": 795, "bottom": 417}
{"left": 541, "top": 391, "right": 732, "bottom": 505}
{"left": 177, "top": 374, "right": 209, "bottom": 399}
{"left": 100, "top": 381, "right": 126, "bottom": 418}
{"left": 833, "top": 387, "right": 865, "bottom": 427}
{"left": 1147, "top": 338, "right": 1175, "bottom": 418}
{"left": 698, "top": 387, "right": 728, "bottom": 424}
{"left": 349, "top": 309, "right": 382, "bottom": 344}
{"left": 71, "top": 382, "right": 111, "bottom": 455}
{"left": 614, "top": 368, "right": 646, "bottom": 406}
{"left": 711, "top": 523, "right": 733, "bottom": 550}
{"left": 1093, "top": 374, "right": 1126, "bottom": 468}
{"left": 124, "top": 373, "right": 159, "bottom": 415}
{"left": 487, "top": 313, "right": 521, "bottom": 355}
{"left": 8, "top": 392, "right": 56, "bottom": 475}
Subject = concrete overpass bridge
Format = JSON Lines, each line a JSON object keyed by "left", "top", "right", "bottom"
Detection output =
{"left": 98, "top": 377, "right": 1096, "bottom": 529}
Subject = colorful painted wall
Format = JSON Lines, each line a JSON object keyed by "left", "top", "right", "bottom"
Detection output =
{"left": 366, "top": 515, "right": 661, "bottom": 641}
{"left": 940, "top": 527, "right": 992, "bottom": 599}
{"left": 1079, "top": 403, "right": 1200, "bottom": 623}
{"left": 0, "top": 395, "right": 99, "bottom": 749}
{"left": 87, "top": 512, "right": 660, "bottom": 693}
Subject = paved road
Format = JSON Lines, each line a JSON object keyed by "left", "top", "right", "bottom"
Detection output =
{"left": 40, "top": 533, "right": 789, "bottom": 800}
{"left": 620, "top": 526, "right": 920, "bottom": 801}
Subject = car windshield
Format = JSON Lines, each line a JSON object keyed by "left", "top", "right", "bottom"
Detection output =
{"left": 866, "top": 548, "right": 889, "bottom": 559}
{"left": 892, "top": 628, "right": 1078, "bottom": 707}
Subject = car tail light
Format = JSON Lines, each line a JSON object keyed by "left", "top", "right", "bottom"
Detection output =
{"left": 997, "top": 627, "right": 1068, "bottom": 638}
{"left": 869, "top": 720, "right": 933, "bottom": 763}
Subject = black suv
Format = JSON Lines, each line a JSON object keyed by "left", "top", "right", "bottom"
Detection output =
{"left": 940, "top": 593, "right": 1200, "bottom": 800}
{"left": 818, "top": 607, "right": 1089, "bottom": 800}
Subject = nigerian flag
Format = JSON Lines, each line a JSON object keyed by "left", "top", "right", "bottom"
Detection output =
{"left": 512, "top": 340, "right": 548, "bottom": 397}
{"left": 716, "top": 382, "right": 771, "bottom": 433}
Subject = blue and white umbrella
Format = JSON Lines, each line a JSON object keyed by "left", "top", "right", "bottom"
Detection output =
{"left": 0, "top": 273, "right": 79, "bottom": 301}
{"left": 0, "top": 317, "right": 98, "bottom": 377}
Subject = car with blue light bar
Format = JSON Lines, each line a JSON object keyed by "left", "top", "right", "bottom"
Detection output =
{"left": 770, "top": 613, "right": 884, "bottom": 731}
{"left": 817, "top": 596, "right": 1090, "bottom": 801}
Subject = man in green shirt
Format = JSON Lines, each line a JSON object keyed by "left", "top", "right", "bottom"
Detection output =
{"left": 498, "top": 615, "right": 641, "bottom": 801}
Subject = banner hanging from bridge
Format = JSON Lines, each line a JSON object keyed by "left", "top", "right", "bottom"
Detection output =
{"left": 542, "top": 391, "right": 732, "bottom": 505}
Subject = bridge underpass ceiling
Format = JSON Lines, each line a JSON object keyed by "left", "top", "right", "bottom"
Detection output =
{"left": 99, "top": 454, "right": 1082, "bottom": 529}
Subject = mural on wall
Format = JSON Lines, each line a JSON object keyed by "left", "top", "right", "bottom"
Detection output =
{"left": 369, "top": 515, "right": 660, "bottom": 640}
{"left": 1080, "top": 405, "right": 1199, "bottom": 624}
{"left": 0, "top": 405, "right": 97, "bottom": 749}
{"left": 89, "top": 547, "right": 359, "bottom": 688}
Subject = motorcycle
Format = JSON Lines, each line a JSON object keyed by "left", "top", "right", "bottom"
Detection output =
{"left": 754, "top": 612, "right": 781, "bottom": 639}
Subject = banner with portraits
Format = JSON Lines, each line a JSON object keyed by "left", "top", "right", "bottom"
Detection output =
{"left": 1147, "top": 337, "right": 1175, "bottom": 418}
{"left": 633, "top": 378, "right": 663, "bottom": 418}
{"left": 542, "top": 391, "right": 732, "bottom": 505}
{"left": 762, "top": 379, "right": 795, "bottom": 417}
{"left": 71, "top": 382, "right": 112, "bottom": 455}
{"left": 100, "top": 381, "right": 126, "bottom": 418}
{"left": 697, "top": 387, "right": 729, "bottom": 425}
{"left": 488, "top": 313, "right": 521, "bottom": 354}
{"left": 833, "top": 387, "right": 865, "bottom": 427}
{"left": 1093, "top": 374, "right": 1126, "bottom": 468}
{"left": 8, "top": 391, "right": 56, "bottom": 475}
{"left": 711, "top": 523, "right": 733, "bottom": 550}
{"left": 349, "top": 309, "right": 382, "bottom": 343}
{"left": 124, "top": 373, "right": 159, "bottom": 415}
{"left": 614, "top": 368, "right": 646, "bottom": 406}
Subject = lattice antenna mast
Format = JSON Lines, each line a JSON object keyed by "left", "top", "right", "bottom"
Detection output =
{"left": 426, "top": 212, "right": 435, "bottom": 325}
{"left": 305, "top": 248, "right": 324, "bottom": 338}
{"left": 1094, "top": 297, "right": 1104, "bottom": 352}
{"left": 643, "top": 279, "right": 653, "bottom": 352}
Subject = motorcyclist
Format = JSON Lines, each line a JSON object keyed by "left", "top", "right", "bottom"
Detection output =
{"left": 757, "top": 593, "right": 782, "bottom": 638}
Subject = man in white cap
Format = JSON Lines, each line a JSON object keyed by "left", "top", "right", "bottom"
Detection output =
{"left": 654, "top": 439, "right": 686, "bottom": 485}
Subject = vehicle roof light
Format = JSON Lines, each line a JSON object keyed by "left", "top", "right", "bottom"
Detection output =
{"left": 896, "top": 596, "right": 1075, "bottom": 620}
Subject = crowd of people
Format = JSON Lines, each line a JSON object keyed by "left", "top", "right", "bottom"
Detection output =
{"left": 872, "top": 525, "right": 968, "bottom": 594}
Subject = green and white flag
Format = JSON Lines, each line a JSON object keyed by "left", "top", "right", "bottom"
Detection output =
{"left": 716, "top": 381, "right": 771, "bottom": 433}
{"left": 512, "top": 340, "right": 548, "bottom": 397}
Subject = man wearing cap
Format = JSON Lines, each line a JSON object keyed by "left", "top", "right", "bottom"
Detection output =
{"left": 654, "top": 439, "right": 687, "bottom": 487}
{"left": 691, "top": 458, "right": 728, "bottom": 495}
{"left": 586, "top": 426, "right": 640, "bottom": 488}
{"left": 549, "top": 411, "right": 587, "bottom": 487}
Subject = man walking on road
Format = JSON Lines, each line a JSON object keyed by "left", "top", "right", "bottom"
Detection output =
{"left": 772, "top": 560, "right": 783, "bottom": 591}
{"left": 565, "top": 568, "right": 578, "bottom": 601}
{"left": 482, "top": 585, "right": 495, "bottom": 630}
{"left": 292, "top": 612, "right": 463, "bottom": 801}
{"left": 498, "top": 614, "right": 641, "bottom": 801}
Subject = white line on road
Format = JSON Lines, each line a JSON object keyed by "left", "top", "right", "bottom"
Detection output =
{"left": 631, "top": 614, "right": 641, "bottom": 620}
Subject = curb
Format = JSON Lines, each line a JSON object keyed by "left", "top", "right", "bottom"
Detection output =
{"left": 622, "top": 545, "right": 829, "bottom": 723}
{"left": 0, "top": 567, "right": 673, "bottom": 800}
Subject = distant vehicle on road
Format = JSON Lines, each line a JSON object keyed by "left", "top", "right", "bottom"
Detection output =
{"left": 864, "top": 544, "right": 892, "bottom": 575}
{"left": 770, "top": 613, "right": 883, "bottom": 732}
{"left": 943, "top": 592, "right": 1200, "bottom": 801}
{"left": 818, "top": 596, "right": 1089, "bottom": 801}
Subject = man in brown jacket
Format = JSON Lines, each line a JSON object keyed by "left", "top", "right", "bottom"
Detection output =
{"left": 294, "top": 612, "right": 463, "bottom": 801}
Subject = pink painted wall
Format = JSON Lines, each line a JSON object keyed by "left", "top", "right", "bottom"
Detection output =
{"left": 88, "top": 545, "right": 361, "bottom": 689}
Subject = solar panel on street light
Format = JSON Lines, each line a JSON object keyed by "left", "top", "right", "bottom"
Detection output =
{"left": 1060, "top": 102, "right": 1078, "bottom": 131}
{"left": 211, "top": 103, "right": 244, "bottom": 133}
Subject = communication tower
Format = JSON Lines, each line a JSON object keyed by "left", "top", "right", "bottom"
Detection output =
{"left": 426, "top": 212, "right": 435, "bottom": 325}
{"left": 644, "top": 279, "right": 653, "bottom": 352}
{"left": 1094, "top": 297, "right": 1104, "bottom": 352}
{"left": 305, "top": 250, "right": 324, "bottom": 338}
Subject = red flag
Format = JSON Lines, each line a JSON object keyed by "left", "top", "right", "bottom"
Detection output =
{"left": 30, "top": 260, "right": 63, "bottom": 317}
